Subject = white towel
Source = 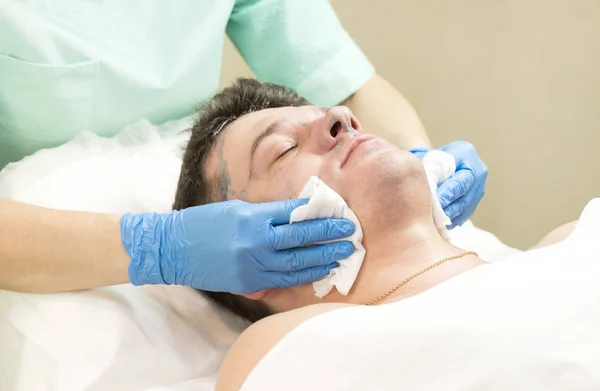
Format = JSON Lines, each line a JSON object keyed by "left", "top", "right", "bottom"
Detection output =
{"left": 289, "top": 177, "right": 365, "bottom": 298}
{"left": 422, "top": 150, "right": 456, "bottom": 239}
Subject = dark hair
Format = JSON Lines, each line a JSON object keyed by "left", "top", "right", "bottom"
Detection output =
{"left": 173, "top": 78, "right": 310, "bottom": 323}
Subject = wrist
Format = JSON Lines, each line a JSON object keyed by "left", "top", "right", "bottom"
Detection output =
{"left": 120, "top": 212, "right": 171, "bottom": 285}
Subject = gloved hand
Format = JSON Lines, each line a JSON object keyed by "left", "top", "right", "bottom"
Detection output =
{"left": 121, "top": 199, "right": 355, "bottom": 293}
{"left": 410, "top": 141, "right": 488, "bottom": 228}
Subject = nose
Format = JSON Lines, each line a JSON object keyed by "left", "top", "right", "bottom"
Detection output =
{"left": 327, "top": 106, "right": 360, "bottom": 138}
{"left": 315, "top": 106, "right": 361, "bottom": 151}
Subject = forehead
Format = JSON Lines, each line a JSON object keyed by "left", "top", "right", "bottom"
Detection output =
{"left": 203, "top": 105, "right": 322, "bottom": 183}
{"left": 228, "top": 105, "right": 322, "bottom": 143}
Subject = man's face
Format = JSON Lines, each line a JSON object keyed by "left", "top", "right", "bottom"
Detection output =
{"left": 203, "top": 105, "right": 428, "bottom": 313}
{"left": 204, "top": 105, "right": 421, "bottom": 221}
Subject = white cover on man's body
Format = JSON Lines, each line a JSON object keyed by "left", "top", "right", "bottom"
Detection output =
{"left": 242, "top": 200, "right": 600, "bottom": 391}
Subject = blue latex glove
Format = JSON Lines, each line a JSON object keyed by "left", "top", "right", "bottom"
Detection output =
{"left": 410, "top": 141, "right": 488, "bottom": 228}
{"left": 121, "top": 199, "right": 355, "bottom": 293}
{"left": 409, "top": 146, "right": 429, "bottom": 160}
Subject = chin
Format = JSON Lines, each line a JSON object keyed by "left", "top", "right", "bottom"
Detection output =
{"left": 338, "top": 150, "right": 426, "bottom": 218}
{"left": 345, "top": 146, "right": 416, "bottom": 184}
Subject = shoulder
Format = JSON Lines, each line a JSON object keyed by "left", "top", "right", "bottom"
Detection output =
{"left": 216, "top": 302, "right": 354, "bottom": 391}
{"left": 530, "top": 198, "right": 600, "bottom": 250}
{"left": 530, "top": 220, "right": 579, "bottom": 250}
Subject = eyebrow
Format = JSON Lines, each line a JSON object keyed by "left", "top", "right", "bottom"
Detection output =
{"left": 249, "top": 120, "right": 279, "bottom": 176}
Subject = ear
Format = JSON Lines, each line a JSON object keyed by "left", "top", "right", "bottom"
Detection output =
{"left": 237, "top": 290, "right": 269, "bottom": 301}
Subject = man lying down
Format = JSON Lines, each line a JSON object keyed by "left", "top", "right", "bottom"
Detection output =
{"left": 173, "top": 79, "right": 600, "bottom": 391}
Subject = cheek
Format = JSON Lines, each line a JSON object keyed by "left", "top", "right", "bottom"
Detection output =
{"left": 246, "top": 155, "right": 330, "bottom": 203}
{"left": 276, "top": 156, "right": 326, "bottom": 199}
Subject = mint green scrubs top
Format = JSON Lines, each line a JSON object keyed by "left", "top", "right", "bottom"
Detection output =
{"left": 0, "top": 0, "right": 374, "bottom": 169}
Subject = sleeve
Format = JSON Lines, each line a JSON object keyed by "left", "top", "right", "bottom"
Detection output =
{"left": 227, "top": 0, "right": 375, "bottom": 107}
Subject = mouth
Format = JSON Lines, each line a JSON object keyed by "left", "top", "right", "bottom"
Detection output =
{"left": 340, "top": 134, "right": 377, "bottom": 168}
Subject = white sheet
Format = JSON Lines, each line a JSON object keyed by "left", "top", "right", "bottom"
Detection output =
{"left": 0, "top": 118, "right": 245, "bottom": 391}
{"left": 241, "top": 199, "right": 600, "bottom": 391}
{"left": 0, "top": 117, "right": 520, "bottom": 391}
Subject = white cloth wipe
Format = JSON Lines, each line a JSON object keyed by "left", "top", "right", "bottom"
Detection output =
{"left": 289, "top": 150, "right": 455, "bottom": 298}
{"left": 289, "top": 177, "right": 365, "bottom": 298}
{"left": 422, "top": 150, "right": 456, "bottom": 239}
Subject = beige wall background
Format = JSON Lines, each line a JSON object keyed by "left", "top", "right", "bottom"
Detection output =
{"left": 219, "top": 0, "right": 600, "bottom": 249}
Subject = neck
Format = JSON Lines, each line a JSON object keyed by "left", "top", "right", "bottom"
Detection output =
{"left": 262, "top": 217, "right": 485, "bottom": 312}
{"left": 339, "top": 218, "right": 485, "bottom": 305}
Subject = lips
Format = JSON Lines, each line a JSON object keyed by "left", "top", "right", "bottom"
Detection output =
{"left": 340, "top": 135, "right": 376, "bottom": 168}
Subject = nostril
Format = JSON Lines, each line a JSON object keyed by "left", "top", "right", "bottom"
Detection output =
{"left": 350, "top": 117, "right": 360, "bottom": 131}
{"left": 330, "top": 121, "right": 342, "bottom": 138}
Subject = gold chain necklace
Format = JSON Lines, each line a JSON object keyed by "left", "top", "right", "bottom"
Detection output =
{"left": 364, "top": 251, "right": 478, "bottom": 306}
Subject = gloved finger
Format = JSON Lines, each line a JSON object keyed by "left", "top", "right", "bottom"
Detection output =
{"left": 453, "top": 184, "right": 485, "bottom": 228}
{"left": 410, "top": 146, "right": 430, "bottom": 153}
{"left": 409, "top": 146, "right": 430, "bottom": 160}
{"left": 269, "top": 218, "right": 355, "bottom": 250}
{"left": 436, "top": 164, "right": 475, "bottom": 209}
{"left": 450, "top": 204, "right": 475, "bottom": 229}
{"left": 259, "top": 198, "right": 311, "bottom": 225}
{"left": 443, "top": 194, "right": 471, "bottom": 224}
{"left": 272, "top": 263, "right": 338, "bottom": 288}
{"left": 268, "top": 241, "right": 354, "bottom": 271}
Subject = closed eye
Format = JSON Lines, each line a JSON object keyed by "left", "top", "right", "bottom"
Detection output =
{"left": 276, "top": 145, "right": 297, "bottom": 161}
